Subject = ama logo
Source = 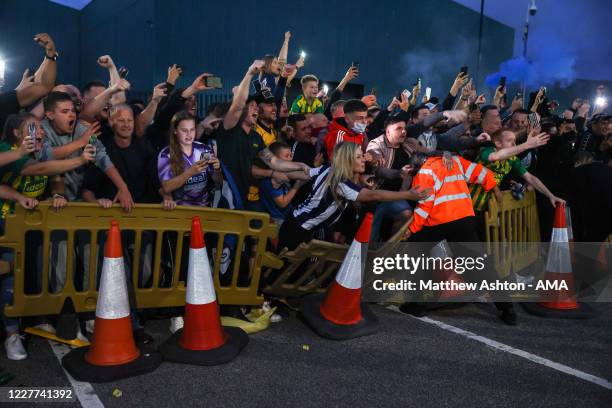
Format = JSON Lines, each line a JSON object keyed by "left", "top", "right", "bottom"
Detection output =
{"left": 536, "top": 280, "right": 569, "bottom": 290}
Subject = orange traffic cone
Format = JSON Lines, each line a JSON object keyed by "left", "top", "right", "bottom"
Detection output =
{"left": 523, "top": 204, "right": 593, "bottom": 319}
{"left": 62, "top": 220, "right": 161, "bottom": 382}
{"left": 160, "top": 216, "right": 248, "bottom": 365}
{"left": 300, "top": 213, "right": 379, "bottom": 340}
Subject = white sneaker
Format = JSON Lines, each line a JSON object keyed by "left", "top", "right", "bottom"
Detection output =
{"left": 263, "top": 301, "right": 282, "bottom": 323}
{"left": 5, "top": 333, "right": 27, "bottom": 360}
{"left": 169, "top": 316, "right": 184, "bottom": 333}
{"left": 35, "top": 323, "right": 56, "bottom": 334}
{"left": 75, "top": 327, "right": 88, "bottom": 343}
{"left": 85, "top": 319, "right": 95, "bottom": 334}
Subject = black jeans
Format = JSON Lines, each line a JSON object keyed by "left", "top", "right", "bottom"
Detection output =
{"left": 411, "top": 216, "right": 513, "bottom": 312}
{"left": 277, "top": 214, "right": 314, "bottom": 252}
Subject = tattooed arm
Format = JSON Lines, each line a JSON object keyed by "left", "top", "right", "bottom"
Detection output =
{"left": 258, "top": 148, "right": 310, "bottom": 173}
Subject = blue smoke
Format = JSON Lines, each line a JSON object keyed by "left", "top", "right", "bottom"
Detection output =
{"left": 486, "top": 41, "right": 576, "bottom": 89}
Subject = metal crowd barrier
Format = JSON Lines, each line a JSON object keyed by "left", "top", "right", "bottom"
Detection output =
{"left": 0, "top": 203, "right": 281, "bottom": 318}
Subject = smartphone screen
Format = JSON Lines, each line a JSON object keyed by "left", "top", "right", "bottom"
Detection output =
{"left": 205, "top": 76, "right": 223, "bottom": 89}
{"left": 118, "top": 67, "right": 129, "bottom": 79}
{"left": 28, "top": 122, "right": 36, "bottom": 139}
{"left": 425, "top": 87, "right": 432, "bottom": 99}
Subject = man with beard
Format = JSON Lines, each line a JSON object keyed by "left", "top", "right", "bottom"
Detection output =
{"left": 247, "top": 92, "right": 281, "bottom": 210}
{"left": 217, "top": 60, "right": 309, "bottom": 205}
{"left": 508, "top": 108, "right": 530, "bottom": 136}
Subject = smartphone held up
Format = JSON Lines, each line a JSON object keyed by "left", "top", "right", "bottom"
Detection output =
{"left": 204, "top": 76, "right": 223, "bottom": 89}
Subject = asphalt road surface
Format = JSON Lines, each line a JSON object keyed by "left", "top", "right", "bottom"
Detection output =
{"left": 1, "top": 302, "right": 611, "bottom": 408}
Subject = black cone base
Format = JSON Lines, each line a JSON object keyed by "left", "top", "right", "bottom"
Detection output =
{"left": 159, "top": 326, "right": 248, "bottom": 366}
{"left": 56, "top": 298, "right": 78, "bottom": 340}
{"left": 521, "top": 302, "right": 595, "bottom": 319}
{"left": 62, "top": 346, "right": 162, "bottom": 383}
{"left": 300, "top": 294, "right": 379, "bottom": 340}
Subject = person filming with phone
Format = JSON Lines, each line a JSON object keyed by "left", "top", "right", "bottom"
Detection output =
{"left": 157, "top": 111, "right": 222, "bottom": 207}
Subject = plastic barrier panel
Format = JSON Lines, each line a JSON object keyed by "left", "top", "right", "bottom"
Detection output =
{"left": 0, "top": 203, "right": 280, "bottom": 317}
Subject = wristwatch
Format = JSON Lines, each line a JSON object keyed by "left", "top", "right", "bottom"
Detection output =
{"left": 45, "top": 52, "right": 59, "bottom": 61}
{"left": 52, "top": 193, "right": 65, "bottom": 200}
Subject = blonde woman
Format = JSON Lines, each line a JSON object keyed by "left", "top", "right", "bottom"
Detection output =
{"left": 278, "top": 142, "right": 431, "bottom": 251}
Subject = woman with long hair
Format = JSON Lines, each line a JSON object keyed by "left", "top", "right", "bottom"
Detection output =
{"left": 157, "top": 111, "right": 222, "bottom": 333}
{"left": 278, "top": 142, "right": 431, "bottom": 251}
{"left": 158, "top": 111, "right": 222, "bottom": 206}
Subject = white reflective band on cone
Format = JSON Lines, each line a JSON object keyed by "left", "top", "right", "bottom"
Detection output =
{"left": 334, "top": 241, "right": 363, "bottom": 290}
{"left": 186, "top": 247, "right": 216, "bottom": 305}
{"left": 96, "top": 257, "right": 130, "bottom": 319}
{"left": 546, "top": 228, "right": 572, "bottom": 274}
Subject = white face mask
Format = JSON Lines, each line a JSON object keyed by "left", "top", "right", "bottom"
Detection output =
{"left": 352, "top": 122, "right": 367, "bottom": 133}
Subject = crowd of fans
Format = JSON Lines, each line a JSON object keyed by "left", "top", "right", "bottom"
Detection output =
{"left": 0, "top": 32, "right": 610, "bottom": 360}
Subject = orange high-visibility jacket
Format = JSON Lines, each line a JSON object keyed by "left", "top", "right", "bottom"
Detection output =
{"left": 409, "top": 156, "right": 496, "bottom": 234}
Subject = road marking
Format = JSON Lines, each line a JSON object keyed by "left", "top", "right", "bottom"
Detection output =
{"left": 49, "top": 341, "right": 105, "bottom": 408}
{"left": 387, "top": 305, "right": 612, "bottom": 391}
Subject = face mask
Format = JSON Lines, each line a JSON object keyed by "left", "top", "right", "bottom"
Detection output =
{"left": 352, "top": 122, "right": 367, "bottom": 134}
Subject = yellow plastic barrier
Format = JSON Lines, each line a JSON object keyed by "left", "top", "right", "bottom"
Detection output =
{"left": 265, "top": 191, "right": 543, "bottom": 298}
{"left": 1, "top": 191, "right": 543, "bottom": 317}
{"left": 483, "top": 190, "right": 541, "bottom": 279}
{"left": 263, "top": 222, "right": 410, "bottom": 298}
{"left": 0, "top": 203, "right": 281, "bottom": 318}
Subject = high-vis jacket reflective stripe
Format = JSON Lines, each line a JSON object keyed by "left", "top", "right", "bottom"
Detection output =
{"left": 409, "top": 156, "right": 496, "bottom": 233}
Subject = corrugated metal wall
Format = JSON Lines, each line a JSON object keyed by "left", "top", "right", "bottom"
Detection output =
{"left": 77, "top": 0, "right": 515, "bottom": 105}
{"left": 1, "top": 1, "right": 524, "bottom": 108}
